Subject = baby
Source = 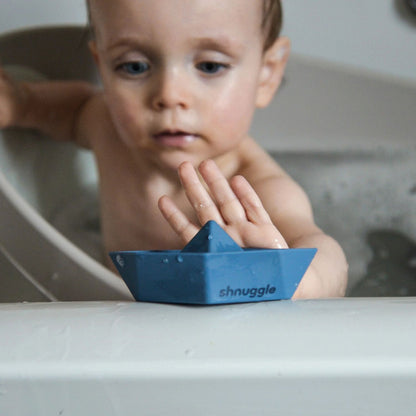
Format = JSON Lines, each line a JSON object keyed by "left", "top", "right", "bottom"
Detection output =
{"left": 0, "top": 0, "right": 348, "bottom": 298}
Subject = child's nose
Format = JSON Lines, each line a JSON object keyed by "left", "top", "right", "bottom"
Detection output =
{"left": 151, "top": 68, "right": 191, "bottom": 111}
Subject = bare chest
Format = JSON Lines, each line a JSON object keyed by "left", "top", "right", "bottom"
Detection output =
{"left": 97, "top": 165, "right": 195, "bottom": 253}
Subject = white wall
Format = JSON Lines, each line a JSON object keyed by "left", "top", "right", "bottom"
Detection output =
{"left": 282, "top": 0, "right": 416, "bottom": 83}
{"left": 0, "top": 0, "right": 87, "bottom": 33}
{"left": 0, "top": 0, "right": 415, "bottom": 83}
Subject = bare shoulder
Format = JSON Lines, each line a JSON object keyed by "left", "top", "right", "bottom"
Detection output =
{"left": 237, "top": 138, "right": 287, "bottom": 181}
{"left": 238, "top": 139, "right": 318, "bottom": 241}
{"left": 74, "top": 92, "right": 114, "bottom": 149}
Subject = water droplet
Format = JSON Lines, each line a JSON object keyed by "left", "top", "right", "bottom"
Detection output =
{"left": 116, "top": 255, "right": 125, "bottom": 267}
{"left": 273, "top": 238, "right": 283, "bottom": 249}
{"left": 207, "top": 234, "right": 213, "bottom": 240}
{"left": 176, "top": 255, "right": 184, "bottom": 263}
{"left": 195, "top": 202, "right": 206, "bottom": 210}
{"left": 162, "top": 258, "right": 169, "bottom": 264}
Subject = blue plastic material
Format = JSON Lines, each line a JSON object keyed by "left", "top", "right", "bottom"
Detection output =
{"left": 110, "top": 221, "right": 317, "bottom": 305}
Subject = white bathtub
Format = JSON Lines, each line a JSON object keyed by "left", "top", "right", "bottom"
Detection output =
{"left": 1, "top": 26, "right": 416, "bottom": 415}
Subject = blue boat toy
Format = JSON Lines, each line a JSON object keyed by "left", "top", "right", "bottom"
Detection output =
{"left": 110, "top": 221, "right": 316, "bottom": 305}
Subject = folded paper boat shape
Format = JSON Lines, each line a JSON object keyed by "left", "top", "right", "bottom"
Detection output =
{"left": 110, "top": 221, "right": 317, "bottom": 305}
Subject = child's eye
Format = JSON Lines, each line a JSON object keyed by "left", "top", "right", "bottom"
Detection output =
{"left": 196, "top": 61, "right": 228, "bottom": 75}
{"left": 118, "top": 61, "right": 150, "bottom": 76}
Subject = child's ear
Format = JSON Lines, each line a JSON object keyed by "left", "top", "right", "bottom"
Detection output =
{"left": 256, "top": 37, "right": 290, "bottom": 108}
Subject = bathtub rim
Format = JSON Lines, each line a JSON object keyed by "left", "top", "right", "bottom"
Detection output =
{"left": 0, "top": 298, "right": 415, "bottom": 416}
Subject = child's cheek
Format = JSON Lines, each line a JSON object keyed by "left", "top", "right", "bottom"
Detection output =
{"left": 105, "top": 91, "right": 142, "bottom": 145}
{"left": 212, "top": 89, "right": 256, "bottom": 138}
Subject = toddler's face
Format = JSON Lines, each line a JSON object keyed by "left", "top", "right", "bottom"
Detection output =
{"left": 89, "top": 0, "right": 283, "bottom": 170}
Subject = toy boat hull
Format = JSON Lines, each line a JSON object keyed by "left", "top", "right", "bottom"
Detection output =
{"left": 109, "top": 247, "right": 317, "bottom": 305}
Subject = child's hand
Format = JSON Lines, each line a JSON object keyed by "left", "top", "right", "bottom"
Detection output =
{"left": 158, "top": 159, "right": 288, "bottom": 249}
{"left": 0, "top": 66, "right": 26, "bottom": 128}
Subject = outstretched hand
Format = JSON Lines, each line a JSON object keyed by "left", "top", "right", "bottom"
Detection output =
{"left": 158, "top": 159, "right": 288, "bottom": 250}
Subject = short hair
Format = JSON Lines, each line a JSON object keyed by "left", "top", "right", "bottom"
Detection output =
{"left": 262, "top": 0, "right": 283, "bottom": 51}
{"left": 86, "top": 0, "right": 283, "bottom": 51}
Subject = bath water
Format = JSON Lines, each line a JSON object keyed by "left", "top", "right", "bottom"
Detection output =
{"left": 271, "top": 147, "right": 416, "bottom": 296}
{"left": 50, "top": 147, "right": 416, "bottom": 297}
{"left": 350, "top": 229, "right": 416, "bottom": 296}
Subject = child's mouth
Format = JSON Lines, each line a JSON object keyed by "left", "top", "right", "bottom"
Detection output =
{"left": 153, "top": 130, "right": 198, "bottom": 147}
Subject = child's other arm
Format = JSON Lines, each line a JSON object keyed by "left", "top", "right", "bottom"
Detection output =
{"left": 252, "top": 170, "right": 348, "bottom": 299}
{"left": 0, "top": 66, "right": 95, "bottom": 146}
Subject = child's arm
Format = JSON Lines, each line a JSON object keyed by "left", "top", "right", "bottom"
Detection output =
{"left": 158, "top": 159, "right": 348, "bottom": 299}
{"left": 0, "top": 66, "right": 95, "bottom": 146}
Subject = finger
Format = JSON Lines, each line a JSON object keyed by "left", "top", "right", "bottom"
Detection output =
{"left": 230, "top": 175, "right": 272, "bottom": 224}
{"left": 158, "top": 195, "right": 199, "bottom": 244}
{"left": 198, "top": 159, "right": 247, "bottom": 224}
{"left": 249, "top": 225, "right": 288, "bottom": 249}
{"left": 178, "top": 161, "right": 224, "bottom": 226}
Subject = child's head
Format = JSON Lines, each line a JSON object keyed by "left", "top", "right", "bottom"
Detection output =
{"left": 87, "top": 0, "right": 283, "bottom": 52}
{"left": 86, "top": 0, "right": 289, "bottom": 170}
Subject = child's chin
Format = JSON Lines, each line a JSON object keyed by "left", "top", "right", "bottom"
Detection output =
{"left": 154, "top": 152, "right": 200, "bottom": 172}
